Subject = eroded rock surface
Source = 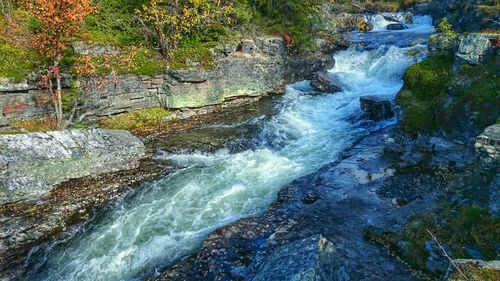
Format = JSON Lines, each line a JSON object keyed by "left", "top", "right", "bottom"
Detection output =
{"left": 0, "top": 129, "right": 145, "bottom": 203}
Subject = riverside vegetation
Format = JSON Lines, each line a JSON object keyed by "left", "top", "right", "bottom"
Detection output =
{"left": 0, "top": 0, "right": 431, "bottom": 130}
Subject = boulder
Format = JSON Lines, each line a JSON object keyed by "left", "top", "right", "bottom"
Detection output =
{"left": 387, "top": 23, "right": 406, "bottom": 30}
{"left": 310, "top": 71, "right": 342, "bottom": 93}
{"left": 248, "top": 235, "right": 344, "bottom": 281}
{"left": 474, "top": 124, "right": 499, "bottom": 172}
{"left": 359, "top": 95, "right": 394, "bottom": 121}
{"left": 454, "top": 33, "right": 499, "bottom": 71}
{"left": 443, "top": 259, "right": 500, "bottom": 281}
{"left": 0, "top": 129, "right": 145, "bottom": 203}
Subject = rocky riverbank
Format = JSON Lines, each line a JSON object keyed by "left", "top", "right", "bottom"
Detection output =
{"left": 0, "top": 96, "right": 279, "bottom": 280}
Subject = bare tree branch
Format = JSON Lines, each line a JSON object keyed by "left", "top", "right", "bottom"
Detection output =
{"left": 426, "top": 229, "right": 470, "bottom": 281}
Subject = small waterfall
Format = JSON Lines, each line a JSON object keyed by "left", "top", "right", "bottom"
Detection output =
{"left": 24, "top": 15, "right": 432, "bottom": 281}
{"left": 365, "top": 13, "right": 434, "bottom": 32}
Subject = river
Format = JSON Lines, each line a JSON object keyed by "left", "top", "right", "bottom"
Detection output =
{"left": 25, "top": 14, "right": 435, "bottom": 281}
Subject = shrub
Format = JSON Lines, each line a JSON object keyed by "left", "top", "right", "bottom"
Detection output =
{"left": 84, "top": 0, "right": 148, "bottom": 46}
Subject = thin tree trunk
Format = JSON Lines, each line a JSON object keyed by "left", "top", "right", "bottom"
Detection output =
{"left": 56, "top": 72, "right": 64, "bottom": 129}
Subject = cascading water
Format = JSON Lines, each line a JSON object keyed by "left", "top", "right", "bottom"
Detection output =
{"left": 25, "top": 15, "right": 434, "bottom": 281}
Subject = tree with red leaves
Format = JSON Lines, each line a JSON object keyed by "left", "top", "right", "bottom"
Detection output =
{"left": 27, "top": 0, "right": 95, "bottom": 129}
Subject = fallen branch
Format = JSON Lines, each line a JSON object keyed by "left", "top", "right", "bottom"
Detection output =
{"left": 426, "top": 229, "right": 470, "bottom": 281}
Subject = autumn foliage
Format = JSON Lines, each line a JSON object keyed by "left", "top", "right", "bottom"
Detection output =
{"left": 138, "top": 0, "right": 234, "bottom": 58}
{"left": 26, "top": 0, "right": 96, "bottom": 129}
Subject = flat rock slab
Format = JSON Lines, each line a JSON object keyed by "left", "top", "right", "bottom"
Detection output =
{"left": 0, "top": 129, "right": 145, "bottom": 204}
{"left": 248, "top": 235, "right": 341, "bottom": 281}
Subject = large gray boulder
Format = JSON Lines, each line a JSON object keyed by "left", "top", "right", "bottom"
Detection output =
{"left": 474, "top": 124, "right": 499, "bottom": 172}
{"left": 249, "top": 235, "right": 345, "bottom": 281}
{"left": 454, "top": 33, "right": 499, "bottom": 71}
{"left": 310, "top": 71, "right": 342, "bottom": 93}
{"left": 0, "top": 129, "right": 145, "bottom": 203}
{"left": 360, "top": 95, "right": 394, "bottom": 121}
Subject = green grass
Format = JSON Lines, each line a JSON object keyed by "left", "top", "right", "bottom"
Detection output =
{"left": 127, "top": 47, "right": 167, "bottom": 76}
{"left": 0, "top": 42, "right": 39, "bottom": 82}
{"left": 9, "top": 118, "right": 56, "bottom": 132}
{"left": 169, "top": 36, "right": 218, "bottom": 70}
{"left": 99, "top": 107, "right": 171, "bottom": 130}
{"left": 84, "top": 0, "right": 148, "bottom": 46}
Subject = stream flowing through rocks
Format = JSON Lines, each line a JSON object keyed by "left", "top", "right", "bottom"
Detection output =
{"left": 24, "top": 14, "right": 435, "bottom": 281}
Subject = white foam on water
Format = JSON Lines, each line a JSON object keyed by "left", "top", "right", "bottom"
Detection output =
{"left": 25, "top": 17, "right": 431, "bottom": 281}
{"left": 366, "top": 13, "right": 434, "bottom": 33}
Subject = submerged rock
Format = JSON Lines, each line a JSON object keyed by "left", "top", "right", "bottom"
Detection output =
{"left": 310, "top": 71, "right": 342, "bottom": 93}
{"left": 0, "top": 129, "right": 145, "bottom": 203}
{"left": 360, "top": 95, "right": 394, "bottom": 121}
{"left": 248, "top": 235, "right": 343, "bottom": 281}
{"left": 387, "top": 23, "right": 406, "bottom": 30}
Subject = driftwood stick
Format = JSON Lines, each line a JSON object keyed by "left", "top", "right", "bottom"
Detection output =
{"left": 426, "top": 229, "right": 470, "bottom": 281}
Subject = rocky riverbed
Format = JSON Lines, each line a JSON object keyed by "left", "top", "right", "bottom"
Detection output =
{"left": 0, "top": 98, "right": 279, "bottom": 280}
{"left": 1, "top": 4, "right": 498, "bottom": 281}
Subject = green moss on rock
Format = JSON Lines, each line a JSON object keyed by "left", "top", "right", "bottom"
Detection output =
{"left": 398, "top": 51, "right": 500, "bottom": 135}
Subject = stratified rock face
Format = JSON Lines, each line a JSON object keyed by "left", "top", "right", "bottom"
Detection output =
{"left": 0, "top": 129, "right": 145, "bottom": 203}
{"left": 163, "top": 37, "right": 335, "bottom": 109}
{"left": 248, "top": 235, "right": 341, "bottom": 281}
{"left": 360, "top": 95, "right": 394, "bottom": 121}
{"left": 310, "top": 71, "right": 342, "bottom": 93}
{"left": 444, "top": 259, "right": 500, "bottom": 281}
{"left": 0, "top": 37, "right": 335, "bottom": 121}
{"left": 454, "top": 33, "right": 499, "bottom": 71}
{"left": 475, "top": 124, "right": 500, "bottom": 172}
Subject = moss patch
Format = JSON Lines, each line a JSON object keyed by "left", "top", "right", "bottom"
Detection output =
{"left": 397, "top": 52, "right": 454, "bottom": 135}
{"left": 366, "top": 204, "right": 500, "bottom": 278}
{"left": 9, "top": 118, "right": 56, "bottom": 132}
{"left": 398, "top": 52, "right": 500, "bottom": 135}
{"left": 99, "top": 107, "right": 171, "bottom": 131}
